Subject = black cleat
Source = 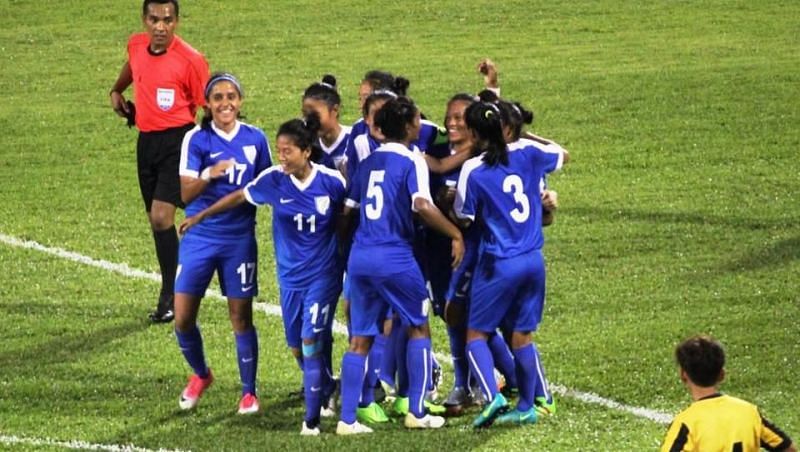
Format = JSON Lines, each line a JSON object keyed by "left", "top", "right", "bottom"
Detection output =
{"left": 149, "top": 294, "right": 174, "bottom": 323}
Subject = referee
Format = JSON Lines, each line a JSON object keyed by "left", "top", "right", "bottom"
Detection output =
{"left": 109, "top": 0, "right": 209, "bottom": 323}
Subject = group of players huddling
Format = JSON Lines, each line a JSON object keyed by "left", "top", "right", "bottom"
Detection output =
{"left": 175, "top": 60, "right": 568, "bottom": 436}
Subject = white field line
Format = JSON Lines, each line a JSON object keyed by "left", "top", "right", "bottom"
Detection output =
{"left": 0, "top": 433, "right": 188, "bottom": 452}
{"left": 0, "top": 232, "right": 674, "bottom": 427}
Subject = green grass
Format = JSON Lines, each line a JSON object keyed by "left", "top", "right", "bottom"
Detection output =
{"left": 0, "top": 0, "right": 798, "bottom": 450}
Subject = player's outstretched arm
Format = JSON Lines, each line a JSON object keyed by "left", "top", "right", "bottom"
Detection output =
{"left": 414, "top": 197, "right": 464, "bottom": 268}
{"left": 424, "top": 151, "right": 472, "bottom": 175}
{"left": 109, "top": 62, "right": 133, "bottom": 118}
{"left": 179, "top": 189, "right": 246, "bottom": 235}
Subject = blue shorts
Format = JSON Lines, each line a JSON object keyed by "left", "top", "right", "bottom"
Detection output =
{"left": 468, "top": 249, "right": 546, "bottom": 333}
{"left": 280, "top": 276, "right": 342, "bottom": 349}
{"left": 445, "top": 234, "right": 480, "bottom": 305}
{"left": 175, "top": 232, "right": 258, "bottom": 298}
{"left": 348, "top": 268, "right": 430, "bottom": 337}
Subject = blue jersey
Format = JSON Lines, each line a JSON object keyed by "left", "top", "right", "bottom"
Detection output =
{"left": 243, "top": 163, "right": 346, "bottom": 289}
{"left": 318, "top": 124, "right": 351, "bottom": 171}
{"left": 455, "top": 139, "right": 564, "bottom": 257}
{"left": 180, "top": 121, "right": 272, "bottom": 239}
{"left": 345, "top": 118, "right": 442, "bottom": 182}
{"left": 346, "top": 142, "right": 432, "bottom": 276}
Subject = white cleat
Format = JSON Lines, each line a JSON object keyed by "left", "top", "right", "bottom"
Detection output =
{"left": 336, "top": 420, "right": 373, "bottom": 435}
{"left": 404, "top": 413, "right": 446, "bottom": 429}
{"left": 320, "top": 406, "right": 335, "bottom": 418}
{"left": 301, "top": 421, "right": 321, "bottom": 436}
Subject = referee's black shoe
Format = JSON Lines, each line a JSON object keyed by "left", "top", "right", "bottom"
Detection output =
{"left": 149, "top": 294, "right": 175, "bottom": 323}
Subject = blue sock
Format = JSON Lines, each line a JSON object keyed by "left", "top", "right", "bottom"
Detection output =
{"left": 394, "top": 325, "right": 409, "bottom": 397}
{"left": 175, "top": 325, "right": 209, "bottom": 378}
{"left": 512, "top": 344, "right": 537, "bottom": 411}
{"left": 359, "top": 334, "right": 385, "bottom": 406}
{"left": 234, "top": 328, "right": 258, "bottom": 396}
{"left": 339, "top": 351, "right": 367, "bottom": 424}
{"left": 466, "top": 339, "right": 498, "bottom": 401}
{"left": 447, "top": 325, "right": 468, "bottom": 388}
{"left": 358, "top": 355, "right": 376, "bottom": 408}
{"left": 322, "top": 331, "right": 334, "bottom": 392}
{"left": 406, "top": 337, "right": 432, "bottom": 418}
{"left": 376, "top": 327, "right": 397, "bottom": 386}
{"left": 530, "top": 342, "right": 552, "bottom": 403}
{"left": 489, "top": 332, "right": 517, "bottom": 389}
{"left": 303, "top": 354, "right": 323, "bottom": 425}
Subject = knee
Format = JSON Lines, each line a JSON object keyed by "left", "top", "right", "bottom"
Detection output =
{"left": 148, "top": 207, "right": 175, "bottom": 230}
{"left": 348, "top": 336, "right": 372, "bottom": 355}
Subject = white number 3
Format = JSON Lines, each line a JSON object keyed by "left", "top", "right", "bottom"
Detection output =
{"left": 503, "top": 174, "right": 530, "bottom": 223}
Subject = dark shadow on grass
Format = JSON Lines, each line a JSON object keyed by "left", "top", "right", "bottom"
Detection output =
{"left": 719, "top": 235, "right": 800, "bottom": 272}
{"left": 0, "top": 316, "right": 146, "bottom": 374}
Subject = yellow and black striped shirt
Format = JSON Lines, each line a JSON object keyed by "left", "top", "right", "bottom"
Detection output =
{"left": 661, "top": 394, "right": 792, "bottom": 452}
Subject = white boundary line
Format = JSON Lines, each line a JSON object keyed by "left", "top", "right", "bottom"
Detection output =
{"left": 0, "top": 233, "right": 674, "bottom": 433}
{"left": 0, "top": 433, "right": 188, "bottom": 452}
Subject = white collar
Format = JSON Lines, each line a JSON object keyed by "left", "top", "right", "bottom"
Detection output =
{"left": 211, "top": 120, "right": 241, "bottom": 142}
{"left": 289, "top": 163, "right": 318, "bottom": 191}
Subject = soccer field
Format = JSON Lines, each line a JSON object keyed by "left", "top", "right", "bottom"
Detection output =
{"left": 0, "top": 0, "right": 797, "bottom": 450}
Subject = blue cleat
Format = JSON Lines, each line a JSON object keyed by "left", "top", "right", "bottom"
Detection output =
{"left": 496, "top": 407, "right": 538, "bottom": 425}
{"left": 472, "top": 393, "right": 509, "bottom": 428}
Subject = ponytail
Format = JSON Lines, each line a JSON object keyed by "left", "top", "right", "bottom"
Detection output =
{"left": 465, "top": 102, "right": 507, "bottom": 165}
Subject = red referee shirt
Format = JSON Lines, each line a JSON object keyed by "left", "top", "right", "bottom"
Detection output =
{"left": 127, "top": 33, "right": 209, "bottom": 132}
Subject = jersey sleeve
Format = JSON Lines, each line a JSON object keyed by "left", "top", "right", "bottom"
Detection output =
{"left": 243, "top": 166, "right": 281, "bottom": 206}
{"left": 408, "top": 152, "right": 433, "bottom": 212}
{"left": 454, "top": 157, "right": 481, "bottom": 221}
{"left": 760, "top": 414, "right": 793, "bottom": 451}
{"left": 531, "top": 142, "right": 565, "bottom": 175}
{"left": 660, "top": 420, "right": 690, "bottom": 452}
{"left": 179, "top": 126, "right": 204, "bottom": 178}
{"left": 186, "top": 53, "right": 210, "bottom": 109}
{"left": 345, "top": 165, "right": 362, "bottom": 209}
{"left": 256, "top": 131, "right": 273, "bottom": 173}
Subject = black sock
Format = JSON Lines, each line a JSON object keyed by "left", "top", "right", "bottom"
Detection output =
{"left": 152, "top": 225, "right": 179, "bottom": 303}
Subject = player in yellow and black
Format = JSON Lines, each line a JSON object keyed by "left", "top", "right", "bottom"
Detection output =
{"left": 661, "top": 335, "right": 796, "bottom": 452}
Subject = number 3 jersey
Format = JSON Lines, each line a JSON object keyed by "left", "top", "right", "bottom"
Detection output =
{"left": 455, "top": 138, "right": 564, "bottom": 258}
{"left": 180, "top": 121, "right": 273, "bottom": 240}
{"left": 243, "top": 163, "right": 347, "bottom": 290}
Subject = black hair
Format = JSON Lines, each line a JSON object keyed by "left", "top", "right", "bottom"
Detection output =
{"left": 200, "top": 71, "right": 244, "bottom": 129}
{"left": 277, "top": 112, "right": 324, "bottom": 164}
{"left": 465, "top": 101, "right": 507, "bottom": 165}
{"left": 362, "top": 90, "right": 398, "bottom": 119}
{"left": 498, "top": 100, "right": 534, "bottom": 141}
{"left": 362, "top": 70, "right": 395, "bottom": 91}
{"left": 675, "top": 335, "right": 725, "bottom": 388}
{"left": 142, "top": 0, "right": 179, "bottom": 16}
{"left": 477, "top": 89, "right": 499, "bottom": 103}
{"left": 374, "top": 96, "right": 418, "bottom": 142}
{"left": 303, "top": 74, "right": 341, "bottom": 109}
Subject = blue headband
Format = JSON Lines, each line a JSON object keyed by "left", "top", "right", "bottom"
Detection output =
{"left": 204, "top": 74, "right": 243, "bottom": 99}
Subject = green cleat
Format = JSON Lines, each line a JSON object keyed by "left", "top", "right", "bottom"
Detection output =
{"left": 534, "top": 395, "right": 556, "bottom": 417}
{"left": 357, "top": 401, "right": 390, "bottom": 423}
{"left": 496, "top": 407, "right": 538, "bottom": 425}
{"left": 393, "top": 397, "right": 446, "bottom": 416}
{"left": 472, "top": 393, "right": 509, "bottom": 428}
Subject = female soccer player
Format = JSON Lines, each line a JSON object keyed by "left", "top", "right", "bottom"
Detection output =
{"left": 336, "top": 97, "right": 464, "bottom": 435}
{"left": 302, "top": 75, "right": 351, "bottom": 173}
{"left": 172, "top": 73, "right": 272, "bottom": 415}
{"left": 455, "top": 101, "right": 568, "bottom": 428}
{"left": 181, "top": 114, "right": 346, "bottom": 436}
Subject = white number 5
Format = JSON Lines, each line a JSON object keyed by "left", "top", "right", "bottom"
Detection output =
{"left": 365, "top": 170, "right": 385, "bottom": 220}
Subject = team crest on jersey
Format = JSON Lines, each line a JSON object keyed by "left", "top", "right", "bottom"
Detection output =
{"left": 314, "top": 196, "right": 330, "bottom": 215}
{"left": 243, "top": 145, "right": 257, "bottom": 165}
{"left": 156, "top": 88, "right": 175, "bottom": 111}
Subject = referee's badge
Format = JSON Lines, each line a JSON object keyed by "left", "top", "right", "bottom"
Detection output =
{"left": 314, "top": 196, "right": 330, "bottom": 215}
{"left": 243, "top": 145, "right": 257, "bottom": 165}
{"left": 156, "top": 88, "right": 175, "bottom": 111}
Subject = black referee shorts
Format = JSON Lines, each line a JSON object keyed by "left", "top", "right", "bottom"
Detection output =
{"left": 136, "top": 123, "right": 195, "bottom": 211}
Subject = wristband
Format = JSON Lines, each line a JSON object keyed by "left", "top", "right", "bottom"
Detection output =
{"left": 200, "top": 168, "right": 211, "bottom": 181}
